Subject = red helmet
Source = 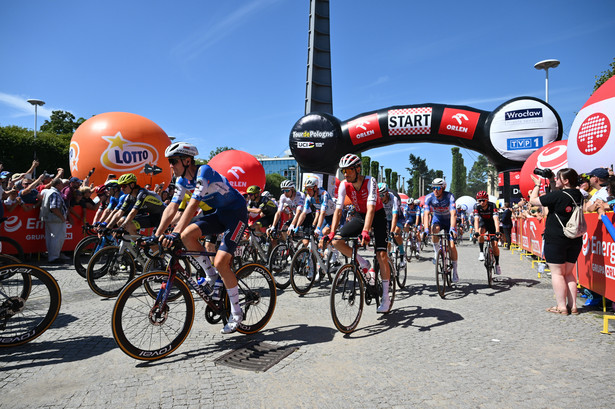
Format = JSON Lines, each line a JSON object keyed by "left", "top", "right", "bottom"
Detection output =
{"left": 95, "top": 184, "right": 108, "bottom": 195}
{"left": 476, "top": 191, "right": 488, "bottom": 200}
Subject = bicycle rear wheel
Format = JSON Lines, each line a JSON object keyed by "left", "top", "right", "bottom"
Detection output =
{"left": 0, "top": 236, "right": 24, "bottom": 262}
{"left": 268, "top": 243, "right": 292, "bottom": 289}
{"left": 435, "top": 250, "right": 447, "bottom": 298}
{"left": 86, "top": 246, "right": 136, "bottom": 298}
{"left": 112, "top": 272, "right": 194, "bottom": 360}
{"left": 290, "top": 248, "right": 316, "bottom": 295}
{"left": 222, "top": 263, "right": 276, "bottom": 334}
{"left": 0, "top": 264, "right": 61, "bottom": 347}
{"left": 330, "top": 264, "right": 364, "bottom": 334}
{"left": 73, "top": 235, "right": 101, "bottom": 278}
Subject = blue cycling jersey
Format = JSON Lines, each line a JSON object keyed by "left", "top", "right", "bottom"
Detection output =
{"left": 191, "top": 165, "right": 246, "bottom": 210}
{"left": 303, "top": 187, "right": 335, "bottom": 216}
{"left": 424, "top": 191, "right": 456, "bottom": 219}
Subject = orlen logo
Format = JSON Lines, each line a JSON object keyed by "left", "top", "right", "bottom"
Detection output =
{"left": 439, "top": 108, "right": 480, "bottom": 140}
{"left": 348, "top": 113, "right": 382, "bottom": 145}
{"left": 227, "top": 166, "right": 246, "bottom": 180}
{"left": 576, "top": 112, "right": 610, "bottom": 155}
{"left": 2, "top": 215, "right": 22, "bottom": 233}
{"left": 100, "top": 132, "right": 159, "bottom": 172}
{"left": 69, "top": 141, "right": 80, "bottom": 173}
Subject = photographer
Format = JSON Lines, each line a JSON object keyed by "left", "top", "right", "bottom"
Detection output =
{"left": 529, "top": 168, "right": 583, "bottom": 315}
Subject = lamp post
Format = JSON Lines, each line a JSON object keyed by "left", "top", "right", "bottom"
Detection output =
{"left": 533, "top": 59, "right": 560, "bottom": 103}
{"left": 27, "top": 98, "right": 45, "bottom": 178}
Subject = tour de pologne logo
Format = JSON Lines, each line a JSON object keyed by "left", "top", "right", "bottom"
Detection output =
{"left": 577, "top": 112, "right": 610, "bottom": 155}
{"left": 100, "top": 132, "right": 159, "bottom": 172}
{"left": 69, "top": 141, "right": 80, "bottom": 173}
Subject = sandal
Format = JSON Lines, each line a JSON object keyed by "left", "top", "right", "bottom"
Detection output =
{"left": 546, "top": 306, "right": 569, "bottom": 315}
{"left": 569, "top": 307, "right": 579, "bottom": 315}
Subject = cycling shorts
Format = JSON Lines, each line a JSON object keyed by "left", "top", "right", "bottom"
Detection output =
{"left": 338, "top": 208, "right": 387, "bottom": 252}
{"left": 132, "top": 213, "right": 162, "bottom": 230}
{"left": 193, "top": 207, "right": 248, "bottom": 254}
{"left": 431, "top": 215, "right": 451, "bottom": 232}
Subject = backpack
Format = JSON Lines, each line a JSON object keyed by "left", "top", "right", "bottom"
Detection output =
{"left": 554, "top": 191, "right": 587, "bottom": 239}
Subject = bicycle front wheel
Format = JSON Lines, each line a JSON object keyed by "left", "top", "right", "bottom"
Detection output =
{"left": 223, "top": 263, "right": 276, "bottom": 334}
{"left": 330, "top": 264, "right": 364, "bottom": 334}
{"left": 290, "top": 248, "right": 316, "bottom": 295}
{"left": 0, "top": 264, "right": 61, "bottom": 347}
{"left": 0, "top": 236, "right": 24, "bottom": 262}
{"left": 86, "top": 246, "right": 136, "bottom": 298}
{"left": 435, "top": 250, "right": 447, "bottom": 298}
{"left": 486, "top": 248, "right": 494, "bottom": 287}
{"left": 395, "top": 248, "right": 407, "bottom": 289}
{"left": 112, "top": 272, "right": 195, "bottom": 360}
{"left": 73, "top": 235, "right": 101, "bottom": 278}
{"left": 268, "top": 243, "right": 292, "bottom": 289}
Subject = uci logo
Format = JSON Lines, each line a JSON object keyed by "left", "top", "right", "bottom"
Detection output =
{"left": 100, "top": 132, "right": 159, "bottom": 172}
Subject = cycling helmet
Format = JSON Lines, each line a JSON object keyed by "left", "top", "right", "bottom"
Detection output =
{"left": 414, "top": 199, "right": 421, "bottom": 205}
{"left": 303, "top": 176, "right": 318, "bottom": 189}
{"left": 105, "top": 179, "right": 119, "bottom": 188}
{"left": 378, "top": 183, "right": 388, "bottom": 194}
{"left": 432, "top": 178, "right": 445, "bottom": 187}
{"left": 338, "top": 153, "right": 361, "bottom": 169}
{"left": 165, "top": 142, "right": 199, "bottom": 158}
{"left": 280, "top": 179, "right": 295, "bottom": 189}
{"left": 408, "top": 197, "right": 414, "bottom": 203}
{"left": 94, "top": 184, "right": 108, "bottom": 195}
{"left": 118, "top": 173, "right": 137, "bottom": 185}
{"left": 246, "top": 185, "right": 261, "bottom": 194}
{"left": 262, "top": 190, "right": 272, "bottom": 199}
{"left": 476, "top": 190, "right": 488, "bottom": 200}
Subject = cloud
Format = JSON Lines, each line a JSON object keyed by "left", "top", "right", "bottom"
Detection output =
{"left": 172, "top": 0, "right": 283, "bottom": 62}
{"left": 0, "top": 92, "right": 53, "bottom": 119}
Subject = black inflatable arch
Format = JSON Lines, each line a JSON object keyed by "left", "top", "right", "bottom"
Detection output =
{"left": 289, "top": 97, "right": 563, "bottom": 176}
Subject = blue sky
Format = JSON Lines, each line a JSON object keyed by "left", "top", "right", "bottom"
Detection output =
{"left": 1, "top": 0, "right": 614, "bottom": 184}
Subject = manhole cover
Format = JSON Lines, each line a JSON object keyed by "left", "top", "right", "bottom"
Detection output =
{"left": 214, "top": 341, "right": 297, "bottom": 372}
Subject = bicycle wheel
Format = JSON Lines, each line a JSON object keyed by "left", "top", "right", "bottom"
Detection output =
{"left": 395, "top": 248, "right": 407, "bottom": 289}
{"left": 290, "top": 248, "right": 316, "bottom": 295}
{"left": 268, "top": 243, "right": 292, "bottom": 289}
{"left": 112, "top": 271, "right": 194, "bottom": 360}
{"left": 73, "top": 235, "right": 101, "bottom": 278}
{"left": 435, "top": 249, "right": 447, "bottom": 298}
{"left": 404, "top": 236, "right": 413, "bottom": 262}
{"left": 0, "top": 254, "right": 20, "bottom": 267}
{"left": 222, "top": 263, "right": 276, "bottom": 334}
{"left": 330, "top": 264, "right": 364, "bottom": 334}
{"left": 0, "top": 236, "right": 24, "bottom": 262}
{"left": 86, "top": 246, "right": 136, "bottom": 298}
{"left": 486, "top": 246, "right": 494, "bottom": 287}
{"left": 0, "top": 264, "right": 61, "bottom": 347}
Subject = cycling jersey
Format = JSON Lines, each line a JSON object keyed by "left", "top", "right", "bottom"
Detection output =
{"left": 192, "top": 165, "right": 246, "bottom": 210}
{"left": 404, "top": 205, "right": 420, "bottom": 225}
{"left": 120, "top": 188, "right": 165, "bottom": 215}
{"left": 248, "top": 195, "right": 277, "bottom": 227}
{"left": 424, "top": 191, "right": 456, "bottom": 219}
{"left": 303, "top": 187, "right": 335, "bottom": 217}
{"left": 381, "top": 191, "right": 405, "bottom": 223}
{"left": 473, "top": 201, "right": 498, "bottom": 222}
{"left": 336, "top": 176, "right": 383, "bottom": 214}
{"left": 172, "top": 173, "right": 213, "bottom": 213}
{"left": 278, "top": 191, "right": 305, "bottom": 214}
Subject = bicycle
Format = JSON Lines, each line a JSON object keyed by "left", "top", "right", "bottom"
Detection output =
{"left": 404, "top": 226, "right": 421, "bottom": 262}
{"left": 85, "top": 229, "right": 164, "bottom": 297}
{"left": 388, "top": 233, "right": 407, "bottom": 289}
{"left": 111, "top": 238, "right": 277, "bottom": 360}
{"left": 477, "top": 233, "right": 497, "bottom": 287}
{"left": 433, "top": 231, "right": 454, "bottom": 298}
{"left": 267, "top": 229, "right": 301, "bottom": 290}
{"left": 73, "top": 227, "right": 117, "bottom": 278}
{"left": 330, "top": 236, "right": 396, "bottom": 334}
{"left": 0, "top": 217, "right": 25, "bottom": 262}
{"left": 0, "top": 260, "right": 62, "bottom": 347}
{"left": 289, "top": 228, "right": 337, "bottom": 295}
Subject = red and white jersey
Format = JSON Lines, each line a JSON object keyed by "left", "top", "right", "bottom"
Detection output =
{"left": 336, "top": 175, "right": 383, "bottom": 214}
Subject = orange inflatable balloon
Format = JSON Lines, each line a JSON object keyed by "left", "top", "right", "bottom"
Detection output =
{"left": 69, "top": 112, "right": 172, "bottom": 187}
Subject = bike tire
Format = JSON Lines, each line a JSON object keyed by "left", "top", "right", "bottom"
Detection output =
{"left": 86, "top": 246, "right": 136, "bottom": 298}
{"left": 435, "top": 249, "right": 447, "bottom": 298}
{"left": 73, "top": 235, "right": 101, "bottom": 278}
{"left": 0, "top": 236, "right": 24, "bottom": 262}
{"left": 268, "top": 243, "right": 292, "bottom": 289}
{"left": 486, "top": 248, "right": 494, "bottom": 287}
{"left": 222, "top": 263, "right": 276, "bottom": 334}
{"left": 112, "top": 271, "right": 194, "bottom": 360}
{"left": 330, "top": 263, "right": 364, "bottom": 334}
{"left": 290, "top": 247, "right": 316, "bottom": 295}
{"left": 0, "top": 264, "right": 61, "bottom": 347}
{"left": 395, "top": 248, "right": 407, "bottom": 289}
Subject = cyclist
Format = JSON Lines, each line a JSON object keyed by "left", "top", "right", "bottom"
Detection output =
{"left": 378, "top": 183, "right": 406, "bottom": 268}
{"left": 160, "top": 142, "right": 248, "bottom": 334}
{"left": 246, "top": 185, "right": 277, "bottom": 234}
{"left": 327, "top": 154, "right": 392, "bottom": 313}
{"left": 269, "top": 179, "right": 305, "bottom": 235}
{"left": 456, "top": 204, "right": 468, "bottom": 238}
{"left": 106, "top": 173, "right": 166, "bottom": 236}
{"left": 423, "top": 178, "right": 459, "bottom": 283}
{"left": 473, "top": 191, "right": 502, "bottom": 275}
{"left": 403, "top": 198, "right": 421, "bottom": 231}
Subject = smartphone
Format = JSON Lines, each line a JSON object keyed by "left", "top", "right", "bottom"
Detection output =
{"left": 88, "top": 167, "right": 96, "bottom": 177}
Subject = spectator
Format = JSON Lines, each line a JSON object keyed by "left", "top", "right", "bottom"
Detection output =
{"left": 578, "top": 174, "right": 591, "bottom": 199}
{"left": 500, "top": 202, "right": 513, "bottom": 249}
{"left": 40, "top": 177, "right": 69, "bottom": 263}
{"left": 529, "top": 168, "right": 583, "bottom": 315}
{"left": 17, "top": 173, "right": 47, "bottom": 211}
{"left": 584, "top": 167, "right": 610, "bottom": 212}
{"left": 62, "top": 176, "right": 83, "bottom": 223}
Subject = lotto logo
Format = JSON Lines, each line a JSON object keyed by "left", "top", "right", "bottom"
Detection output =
{"left": 577, "top": 112, "right": 610, "bottom": 155}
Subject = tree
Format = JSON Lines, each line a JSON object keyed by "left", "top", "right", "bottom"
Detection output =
{"left": 40, "top": 110, "right": 81, "bottom": 135}
{"left": 0, "top": 125, "right": 70, "bottom": 171}
{"left": 208, "top": 146, "right": 234, "bottom": 161}
{"left": 391, "top": 171, "right": 398, "bottom": 192}
{"left": 466, "top": 154, "right": 496, "bottom": 195}
{"left": 385, "top": 168, "right": 392, "bottom": 187}
{"left": 450, "top": 147, "right": 467, "bottom": 198}
{"left": 265, "top": 173, "right": 285, "bottom": 198}
{"left": 371, "top": 160, "right": 379, "bottom": 181}
{"left": 411, "top": 170, "right": 421, "bottom": 198}
{"left": 593, "top": 57, "right": 615, "bottom": 93}
{"left": 361, "top": 156, "right": 371, "bottom": 177}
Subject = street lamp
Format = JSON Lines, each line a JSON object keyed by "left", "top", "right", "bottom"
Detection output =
{"left": 27, "top": 98, "right": 45, "bottom": 178}
{"left": 534, "top": 59, "right": 560, "bottom": 103}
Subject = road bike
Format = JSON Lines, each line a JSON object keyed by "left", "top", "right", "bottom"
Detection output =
{"left": 433, "top": 231, "right": 454, "bottom": 298}
{"left": 264, "top": 229, "right": 302, "bottom": 290}
{"left": 404, "top": 226, "right": 421, "bottom": 262}
{"left": 289, "top": 228, "right": 338, "bottom": 295}
{"left": 0, "top": 257, "right": 61, "bottom": 347}
{"left": 330, "top": 236, "right": 396, "bottom": 334}
{"left": 0, "top": 217, "right": 24, "bottom": 261}
{"left": 73, "top": 227, "right": 117, "bottom": 278}
{"left": 111, "top": 238, "right": 277, "bottom": 360}
{"left": 477, "top": 233, "right": 498, "bottom": 287}
{"left": 388, "top": 234, "right": 407, "bottom": 289}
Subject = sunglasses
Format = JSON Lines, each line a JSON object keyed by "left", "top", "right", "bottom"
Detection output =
{"left": 282, "top": 189, "right": 291, "bottom": 193}
{"left": 433, "top": 186, "right": 442, "bottom": 191}
{"left": 478, "top": 199, "right": 487, "bottom": 202}
{"left": 168, "top": 157, "right": 186, "bottom": 165}
{"left": 341, "top": 168, "right": 356, "bottom": 175}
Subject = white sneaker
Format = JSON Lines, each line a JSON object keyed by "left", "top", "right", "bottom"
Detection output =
{"left": 478, "top": 252, "right": 485, "bottom": 261}
{"left": 452, "top": 270, "right": 459, "bottom": 283}
{"left": 377, "top": 297, "right": 391, "bottom": 313}
{"left": 221, "top": 314, "right": 243, "bottom": 334}
{"left": 495, "top": 265, "right": 502, "bottom": 275}
{"left": 399, "top": 258, "right": 406, "bottom": 269}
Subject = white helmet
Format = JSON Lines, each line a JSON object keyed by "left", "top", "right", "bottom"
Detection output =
{"left": 165, "top": 142, "right": 199, "bottom": 158}
{"left": 414, "top": 199, "right": 421, "bottom": 205}
{"left": 338, "top": 153, "right": 361, "bottom": 169}
{"left": 303, "top": 176, "right": 318, "bottom": 189}
{"left": 262, "top": 190, "right": 272, "bottom": 199}
{"left": 432, "top": 178, "right": 446, "bottom": 189}
{"left": 280, "top": 179, "right": 295, "bottom": 189}
{"left": 407, "top": 198, "right": 414, "bottom": 205}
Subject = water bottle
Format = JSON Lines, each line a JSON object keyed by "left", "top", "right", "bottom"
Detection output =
{"left": 212, "top": 277, "right": 224, "bottom": 301}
